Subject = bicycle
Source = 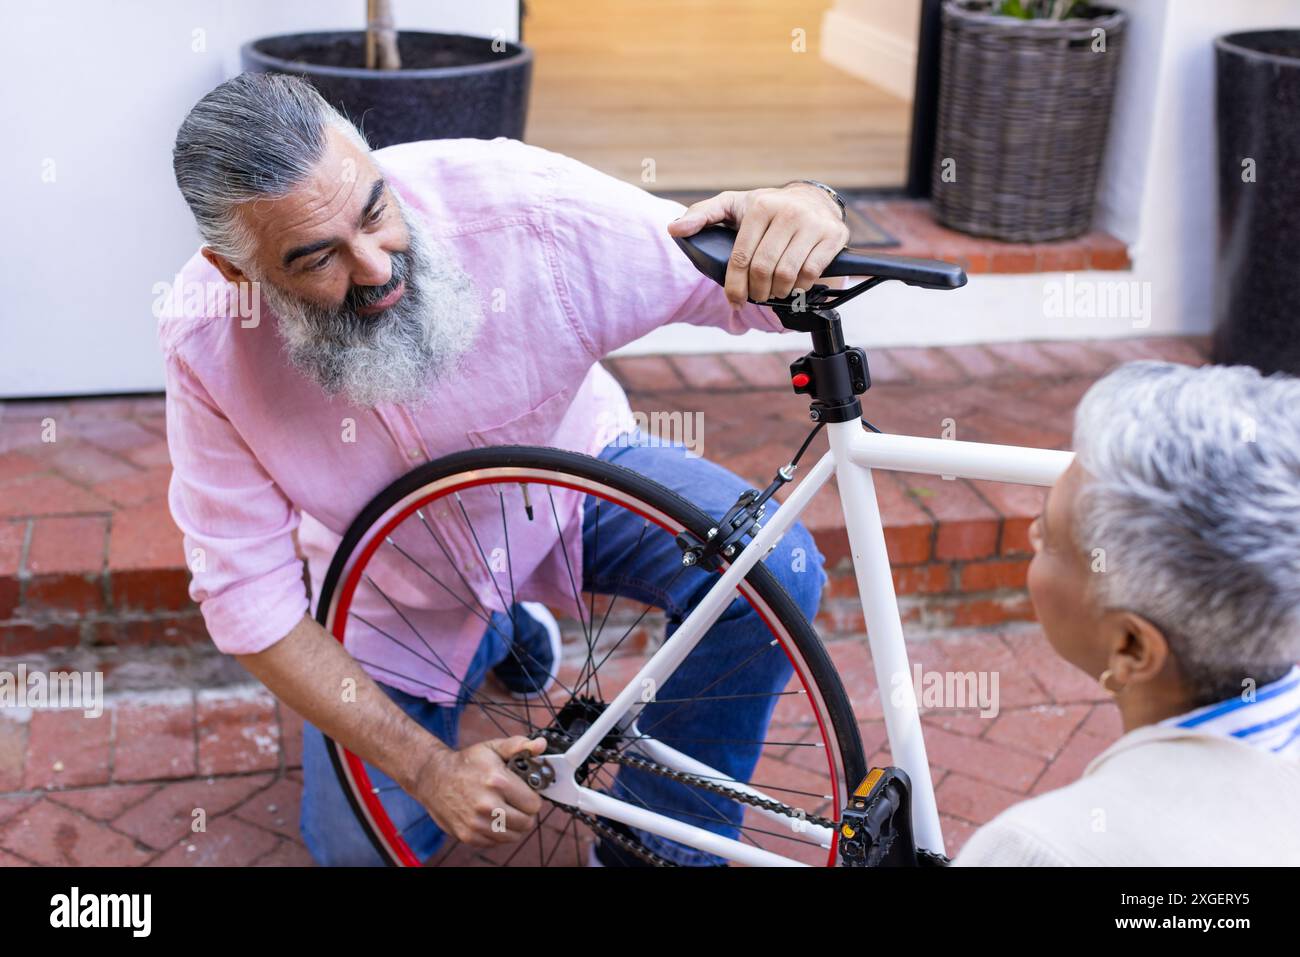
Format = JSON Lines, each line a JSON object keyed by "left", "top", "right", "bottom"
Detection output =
{"left": 314, "top": 225, "right": 1074, "bottom": 867}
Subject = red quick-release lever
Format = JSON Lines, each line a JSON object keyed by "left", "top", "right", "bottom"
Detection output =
{"left": 791, "top": 372, "right": 811, "bottom": 388}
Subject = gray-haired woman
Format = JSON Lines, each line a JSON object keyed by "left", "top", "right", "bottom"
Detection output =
{"left": 955, "top": 361, "right": 1300, "bottom": 866}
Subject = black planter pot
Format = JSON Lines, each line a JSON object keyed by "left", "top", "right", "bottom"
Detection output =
{"left": 240, "top": 31, "right": 532, "bottom": 149}
{"left": 1214, "top": 31, "right": 1300, "bottom": 375}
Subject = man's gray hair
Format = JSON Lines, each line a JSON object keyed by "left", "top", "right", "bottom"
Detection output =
{"left": 172, "top": 72, "right": 369, "bottom": 268}
{"left": 1072, "top": 360, "right": 1300, "bottom": 705}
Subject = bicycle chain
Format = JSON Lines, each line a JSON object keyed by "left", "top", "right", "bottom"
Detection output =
{"left": 561, "top": 747, "right": 949, "bottom": 867}
{"left": 562, "top": 805, "right": 678, "bottom": 867}
{"left": 526, "top": 729, "right": 836, "bottom": 865}
{"left": 589, "top": 745, "right": 838, "bottom": 832}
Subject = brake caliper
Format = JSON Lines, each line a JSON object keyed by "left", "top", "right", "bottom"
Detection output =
{"left": 674, "top": 462, "right": 800, "bottom": 572}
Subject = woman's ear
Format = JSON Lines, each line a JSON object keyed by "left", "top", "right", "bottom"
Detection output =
{"left": 1099, "top": 609, "right": 1171, "bottom": 688}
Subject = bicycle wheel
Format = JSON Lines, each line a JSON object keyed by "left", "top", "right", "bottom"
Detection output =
{"left": 314, "top": 443, "right": 865, "bottom": 866}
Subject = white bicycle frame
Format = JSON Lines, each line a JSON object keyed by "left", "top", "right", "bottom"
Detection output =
{"left": 536, "top": 417, "right": 1073, "bottom": 867}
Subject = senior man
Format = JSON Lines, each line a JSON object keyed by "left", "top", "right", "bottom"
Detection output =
{"left": 163, "top": 72, "right": 846, "bottom": 866}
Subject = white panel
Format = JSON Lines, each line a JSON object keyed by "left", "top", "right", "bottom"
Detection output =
{"left": 820, "top": 0, "right": 920, "bottom": 100}
{"left": 0, "top": 0, "right": 518, "bottom": 398}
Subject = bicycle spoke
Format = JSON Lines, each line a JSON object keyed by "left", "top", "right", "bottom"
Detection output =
{"left": 347, "top": 611, "right": 542, "bottom": 730}
{"left": 418, "top": 509, "right": 577, "bottom": 712}
{"left": 349, "top": 655, "right": 523, "bottom": 737}
{"left": 453, "top": 491, "right": 573, "bottom": 726}
{"left": 497, "top": 801, "right": 561, "bottom": 867}
{"left": 631, "top": 638, "right": 785, "bottom": 743}
{"left": 386, "top": 528, "right": 492, "bottom": 626}
{"left": 361, "top": 575, "right": 529, "bottom": 718}
{"left": 584, "top": 500, "right": 603, "bottom": 700}
{"left": 576, "top": 557, "right": 702, "bottom": 704}
{"left": 571, "top": 808, "right": 584, "bottom": 865}
{"left": 424, "top": 830, "right": 464, "bottom": 868}
{"left": 575, "top": 588, "right": 658, "bottom": 700}
{"left": 541, "top": 812, "right": 577, "bottom": 868}
{"left": 494, "top": 490, "right": 544, "bottom": 731}
{"left": 400, "top": 506, "right": 576, "bottom": 718}
{"left": 548, "top": 484, "right": 594, "bottom": 673}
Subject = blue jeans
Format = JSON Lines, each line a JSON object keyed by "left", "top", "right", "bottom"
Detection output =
{"left": 300, "top": 429, "right": 827, "bottom": 865}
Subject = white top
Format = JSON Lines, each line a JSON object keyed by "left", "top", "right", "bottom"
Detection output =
{"left": 953, "top": 667, "right": 1300, "bottom": 866}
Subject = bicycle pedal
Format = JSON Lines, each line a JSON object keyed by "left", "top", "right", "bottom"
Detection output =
{"left": 838, "top": 766, "right": 944, "bottom": 867}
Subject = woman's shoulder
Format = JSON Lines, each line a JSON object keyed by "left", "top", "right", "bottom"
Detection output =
{"left": 952, "top": 725, "right": 1300, "bottom": 866}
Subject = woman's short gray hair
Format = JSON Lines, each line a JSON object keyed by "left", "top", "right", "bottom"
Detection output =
{"left": 172, "top": 72, "right": 369, "bottom": 268}
{"left": 1072, "top": 360, "right": 1300, "bottom": 705}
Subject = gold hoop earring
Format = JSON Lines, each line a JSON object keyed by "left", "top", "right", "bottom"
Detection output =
{"left": 1099, "top": 668, "right": 1124, "bottom": 697}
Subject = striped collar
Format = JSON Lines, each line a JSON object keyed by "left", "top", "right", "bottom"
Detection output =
{"left": 1161, "top": 665, "right": 1300, "bottom": 757}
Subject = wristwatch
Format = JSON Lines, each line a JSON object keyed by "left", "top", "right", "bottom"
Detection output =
{"left": 787, "top": 179, "right": 847, "bottom": 223}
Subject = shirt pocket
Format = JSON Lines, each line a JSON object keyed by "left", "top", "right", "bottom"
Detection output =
{"left": 465, "top": 388, "right": 572, "bottom": 449}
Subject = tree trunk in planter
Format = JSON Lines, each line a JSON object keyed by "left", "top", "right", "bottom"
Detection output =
{"left": 1213, "top": 31, "right": 1300, "bottom": 376}
{"left": 931, "top": 1, "right": 1126, "bottom": 242}
{"left": 241, "top": 31, "right": 532, "bottom": 149}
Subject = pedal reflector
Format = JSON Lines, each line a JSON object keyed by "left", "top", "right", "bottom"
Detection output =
{"left": 852, "top": 768, "right": 885, "bottom": 801}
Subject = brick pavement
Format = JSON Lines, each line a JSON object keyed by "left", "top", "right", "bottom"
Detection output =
{"left": 0, "top": 622, "right": 1125, "bottom": 865}
{"left": 0, "top": 334, "right": 1208, "bottom": 865}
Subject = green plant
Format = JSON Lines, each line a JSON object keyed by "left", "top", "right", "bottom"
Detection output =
{"left": 996, "top": 0, "right": 1086, "bottom": 18}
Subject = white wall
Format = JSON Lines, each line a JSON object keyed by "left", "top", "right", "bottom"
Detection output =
{"left": 0, "top": 0, "right": 517, "bottom": 398}
{"left": 821, "top": 0, "right": 921, "bottom": 100}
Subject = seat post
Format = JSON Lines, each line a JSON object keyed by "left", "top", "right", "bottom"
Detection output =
{"left": 806, "top": 308, "right": 846, "bottom": 357}
{"left": 773, "top": 304, "right": 870, "bottom": 424}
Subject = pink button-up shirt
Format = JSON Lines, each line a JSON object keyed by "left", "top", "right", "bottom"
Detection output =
{"left": 159, "top": 137, "right": 787, "bottom": 703}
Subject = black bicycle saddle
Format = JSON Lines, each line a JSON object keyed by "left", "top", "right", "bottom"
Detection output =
{"left": 674, "top": 224, "right": 967, "bottom": 293}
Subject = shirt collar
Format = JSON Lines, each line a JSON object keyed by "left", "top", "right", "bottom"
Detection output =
{"left": 1160, "top": 665, "right": 1300, "bottom": 757}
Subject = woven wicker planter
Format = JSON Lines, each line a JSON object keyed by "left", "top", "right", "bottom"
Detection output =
{"left": 931, "top": 1, "right": 1126, "bottom": 242}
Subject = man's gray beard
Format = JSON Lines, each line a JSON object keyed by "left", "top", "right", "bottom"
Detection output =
{"left": 258, "top": 199, "right": 483, "bottom": 408}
